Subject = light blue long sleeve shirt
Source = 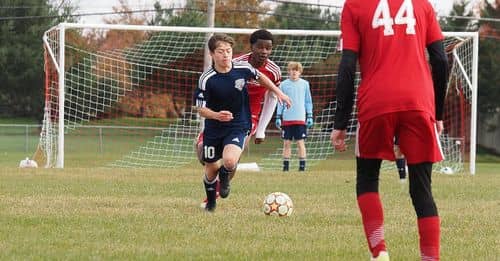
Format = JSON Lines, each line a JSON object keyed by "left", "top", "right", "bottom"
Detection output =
{"left": 276, "top": 78, "right": 313, "bottom": 126}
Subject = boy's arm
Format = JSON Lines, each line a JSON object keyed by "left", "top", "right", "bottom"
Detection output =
{"left": 196, "top": 107, "right": 233, "bottom": 122}
{"left": 257, "top": 72, "right": 292, "bottom": 109}
{"left": 305, "top": 81, "right": 313, "bottom": 117}
{"left": 333, "top": 50, "right": 357, "bottom": 130}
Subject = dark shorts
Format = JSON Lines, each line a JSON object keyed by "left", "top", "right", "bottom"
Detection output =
{"left": 202, "top": 128, "right": 248, "bottom": 163}
{"left": 281, "top": 125, "right": 307, "bottom": 141}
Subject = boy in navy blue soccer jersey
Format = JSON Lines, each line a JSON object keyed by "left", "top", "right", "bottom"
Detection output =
{"left": 194, "top": 33, "right": 291, "bottom": 212}
{"left": 275, "top": 62, "right": 313, "bottom": 172}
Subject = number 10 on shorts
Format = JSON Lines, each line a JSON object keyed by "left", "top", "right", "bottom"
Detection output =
{"left": 204, "top": 146, "right": 215, "bottom": 159}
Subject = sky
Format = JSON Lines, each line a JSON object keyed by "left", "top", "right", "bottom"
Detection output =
{"left": 74, "top": 0, "right": 456, "bottom": 24}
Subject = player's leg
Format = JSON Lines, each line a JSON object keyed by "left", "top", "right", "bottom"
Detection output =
{"left": 201, "top": 135, "right": 224, "bottom": 212}
{"left": 218, "top": 131, "right": 246, "bottom": 198}
{"left": 356, "top": 157, "right": 387, "bottom": 260}
{"left": 254, "top": 91, "right": 277, "bottom": 143}
{"left": 297, "top": 139, "right": 306, "bottom": 171}
{"left": 281, "top": 126, "right": 292, "bottom": 171}
{"left": 282, "top": 139, "right": 291, "bottom": 171}
{"left": 356, "top": 115, "right": 397, "bottom": 259}
{"left": 398, "top": 111, "right": 443, "bottom": 260}
{"left": 295, "top": 125, "right": 308, "bottom": 171}
{"left": 203, "top": 161, "right": 221, "bottom": 212}
{"left": 198, "top": 131, "right": 221, "bottom": 209}
{"left": 394, "top": 141, "right": 407, "bottom": 182}
{"left": 408, "top": 162, "right": 440, "bottom": 261}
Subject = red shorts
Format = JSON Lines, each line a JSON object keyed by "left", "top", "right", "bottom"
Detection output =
{"left": 355, "top": 111, "right": 443, "bottom": 164}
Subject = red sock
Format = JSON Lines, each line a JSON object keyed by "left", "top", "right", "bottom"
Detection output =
{"left": 357, "top": 192, "right": 386, "bottom": 257}
{"left": 418, "top": 216, "right": 440, "bottom": 261}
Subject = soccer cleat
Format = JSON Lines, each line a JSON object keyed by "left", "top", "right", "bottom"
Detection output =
{"left": 370, "top": 251, "right": 389, "bottom": 261}
{"left": 204, "top": 199, "right": 216, "bottom": 212}
{"left": 218, "top": 168, "right": 231, "bottom": 198}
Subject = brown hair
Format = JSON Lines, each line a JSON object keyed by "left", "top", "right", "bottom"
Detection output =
{"left": 207, "top": 33, "right": 235, "bottom": 52}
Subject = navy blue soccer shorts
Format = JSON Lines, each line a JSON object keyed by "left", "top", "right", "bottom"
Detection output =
{"left": 281, "top": 125, "right": 307, "bottom": 141}
{"left": 202, "top": 128, "right": 248, "bottom": 163}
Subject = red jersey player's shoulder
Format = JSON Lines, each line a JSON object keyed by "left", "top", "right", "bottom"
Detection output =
{"left": 342, "top": 0, "right": 364, "bottom": 10}
{"left": 265, "top": 59, "right": 282, "bottom": 80}
{"left": 233, "top": 53, "right": 251, "bottom": 62}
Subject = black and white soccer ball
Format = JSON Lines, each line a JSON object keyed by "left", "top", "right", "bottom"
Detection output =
{"left": 439, "top": 166, "right": 454, "bottom": 175}
{"left": 262, "top": 192, "right": 293, "bottom": 217}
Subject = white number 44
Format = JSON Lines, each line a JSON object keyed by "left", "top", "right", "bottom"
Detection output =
{"left": 372, "top": 0, "right": 416, "bottom": 36}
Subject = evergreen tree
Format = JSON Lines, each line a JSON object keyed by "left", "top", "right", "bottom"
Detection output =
{"left": 0, "top": 0, "right": 77, "bottom": 118}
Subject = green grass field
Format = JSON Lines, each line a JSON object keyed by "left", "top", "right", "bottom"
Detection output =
{"left": 1, "top": 120, "right": 499, "bottom": 260}
{"left": 1, "top": 161, "right": 499, "bottom": 260}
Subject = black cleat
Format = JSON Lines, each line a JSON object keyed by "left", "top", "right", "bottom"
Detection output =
{"left": 219, "top": 170, "right": 231, "bottom": 198}
{"left": 205, "top": 200, "right": 216, "bottom": 212}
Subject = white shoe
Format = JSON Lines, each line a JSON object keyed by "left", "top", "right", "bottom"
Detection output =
{"left": 371, "top": 251, "right": 389, "bottom": 261}
{"left": 399, "top": 178, "right": 407, "bottom": 184}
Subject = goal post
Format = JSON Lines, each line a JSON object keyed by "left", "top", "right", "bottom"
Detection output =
{"left": 38, "top": 23, "right": 478, "bottom": 174}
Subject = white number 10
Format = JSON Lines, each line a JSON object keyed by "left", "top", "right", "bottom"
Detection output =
{"left": 372, "top": 0, "right": 416, "bottom": 36}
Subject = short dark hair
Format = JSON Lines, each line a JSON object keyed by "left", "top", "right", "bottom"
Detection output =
{"left": 208, "top": 33, "right": 235, "bottom": 52}
{"left": 249, "top": 29, "right": 273, "bottom": 45}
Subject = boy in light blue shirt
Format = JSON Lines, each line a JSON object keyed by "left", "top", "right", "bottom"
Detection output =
{"left": 275, "top": 62, "right": 313, "bottom": 171}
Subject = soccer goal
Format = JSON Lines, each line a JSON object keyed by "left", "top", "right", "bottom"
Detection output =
{"left": 38, "top": 23, "right": 478, "bottom": 174}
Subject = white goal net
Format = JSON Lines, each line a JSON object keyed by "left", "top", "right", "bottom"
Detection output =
{"left": 37, "top": 23, "right": 478, "bottom": 174}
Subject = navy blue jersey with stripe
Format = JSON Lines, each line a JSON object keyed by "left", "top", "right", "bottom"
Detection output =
{"left": 194, "top": 61, "right": 259, "bottom": 131}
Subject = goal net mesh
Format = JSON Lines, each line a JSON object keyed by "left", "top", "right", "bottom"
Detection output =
{"left": 38, "top": 25, "right": 475, "bottom": 173}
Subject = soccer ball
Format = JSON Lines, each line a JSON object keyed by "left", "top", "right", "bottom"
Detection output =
{"left": 440, "top": 166, "right": 454, "bottom": 175}
{"left": 262, "top": 192, "right": 293, "bottom": 217}
{"left": 19, "top": 157, "right": 38, "bottom": 168}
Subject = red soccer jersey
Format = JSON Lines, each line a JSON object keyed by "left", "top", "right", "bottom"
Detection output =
{"left": 233, "top": 53, "right": 281, "bottom": 118}
{"left": 341, "top": 0, "right": 444, "bottom": 122}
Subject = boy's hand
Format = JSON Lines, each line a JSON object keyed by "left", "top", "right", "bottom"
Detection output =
{"left": 331, "top": 129, "right": 347, "bottom": 152}
{"left": 217, "top": 110, "right": 233, "bottom": 122}
{"left": 278, "top": 94, "right": 292, "bottom": 109}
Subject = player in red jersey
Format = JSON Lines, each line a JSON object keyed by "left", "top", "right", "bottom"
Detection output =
{"left": 233, "top": 29, "right": 282, "bottom": 143}
{"left": 197, "top": 29, "right": 282, "bottom": 207}
{"left": 331, "top": 0, "right": 448, "bottom": 260}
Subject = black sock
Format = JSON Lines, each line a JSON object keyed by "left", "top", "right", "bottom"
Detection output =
{"left": 283, "top": 158, "right": 290, "bottom": 171}
{"left": 299, "top": 158, "right": 306, "bottom": 171}
{"left": 396, "top": 158, "right": 406, "bottom": 179}
{"left": 203, "top": 174, "right": 217, "bottom": 207}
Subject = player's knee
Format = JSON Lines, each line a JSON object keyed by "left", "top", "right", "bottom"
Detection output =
{"left": 223, "top": 158, "right": 238, "bottom": 171}
{"left": 409, "top": 186, "right": 438, "bottom": 218}
{"left": 355, "top": 158, "right": 382, "bottom": 196}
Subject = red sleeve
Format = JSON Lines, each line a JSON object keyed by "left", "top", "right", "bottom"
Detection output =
{"left": 340, "top": 2, "right": 360, "bottom": 52}
{"left": 425, "top": 3, "right": 444, "bottom": 45}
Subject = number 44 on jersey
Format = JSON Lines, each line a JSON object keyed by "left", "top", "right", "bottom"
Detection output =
{"left": 372, "top": 0, "right": 416, "bottom": 36}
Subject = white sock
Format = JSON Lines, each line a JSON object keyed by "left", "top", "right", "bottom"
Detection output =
{"left": 255, "top": 91, "right": 278, "bottom": 139}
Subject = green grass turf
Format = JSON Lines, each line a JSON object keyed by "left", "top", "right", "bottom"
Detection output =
{"left": 0, "top": 162, "right": 498, "bottom": 260}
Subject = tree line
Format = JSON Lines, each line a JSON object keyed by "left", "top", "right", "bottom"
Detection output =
{"left": 0, "top": 0, "right": 497, "bottom": 121}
